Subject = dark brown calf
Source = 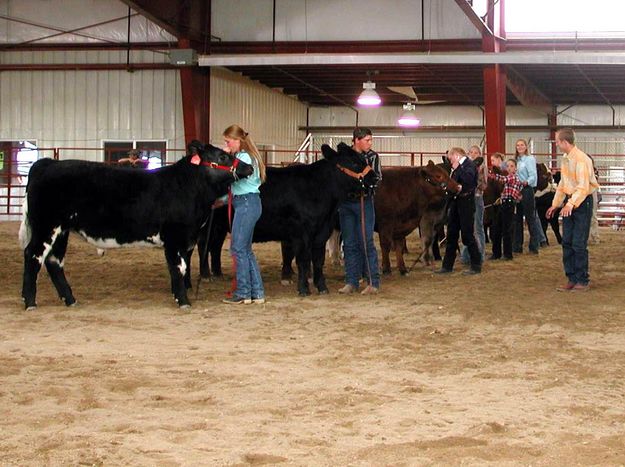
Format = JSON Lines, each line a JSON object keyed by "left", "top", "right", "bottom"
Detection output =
{"left": 375, "top": 161, "right": 459, "bottom": 275}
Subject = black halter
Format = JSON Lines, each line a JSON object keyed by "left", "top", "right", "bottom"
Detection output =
{"left": 424, "top": 175, "right": 449, "bottom": 192}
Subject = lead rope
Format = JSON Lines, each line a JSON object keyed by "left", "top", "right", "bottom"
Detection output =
{"left": 195, "top": 207, "right": 216, "bottom": 300}
{"left": 226, "top": 187, "right": 237, "bottom": 298}
{"left": 360, "top": 190, "right": 373, "bottom": 289}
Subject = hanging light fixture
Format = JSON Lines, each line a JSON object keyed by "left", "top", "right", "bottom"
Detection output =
{"left": 397, "top": 102, "right": 420, "bottom": 127}
{"left": 357, "top": 81, "right": 381, "bottom": 107}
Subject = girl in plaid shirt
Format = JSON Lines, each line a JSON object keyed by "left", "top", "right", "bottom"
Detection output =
{"left": 488, "top": 158, "right": 527, "bottom": 260}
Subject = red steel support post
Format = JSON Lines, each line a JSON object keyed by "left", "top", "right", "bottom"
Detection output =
{"left": 482, "top": 0, "right": 506, "bottom": 155}
{"left": 548, "top": 108, "right": 558, "bottom": 172}
{"left": 179, "top": 38, "right": 210, "bottom": 149}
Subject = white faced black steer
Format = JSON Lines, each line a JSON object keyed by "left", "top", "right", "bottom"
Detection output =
{"left": 19, "top": 144, "right": 252, "bottom": 310}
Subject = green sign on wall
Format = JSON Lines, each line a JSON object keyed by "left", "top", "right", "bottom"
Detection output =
{"left": 0, "top": 151, "right": 4, "bottom": 171}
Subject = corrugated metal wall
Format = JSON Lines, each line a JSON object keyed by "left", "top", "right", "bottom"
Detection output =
{"left": 1, "top": 0, "right": 177, "bottom": 44}
{"left": 309, "top": 105, "right": 625, "bottom": 159}
{"left": 0, "top": 51, "right": 184, "bottom": 161}
{"left": 210, "top": 67, "right": 308, "bottom": 156}
{"left": 212, "top": 0, "right": 480, "bottom": 41}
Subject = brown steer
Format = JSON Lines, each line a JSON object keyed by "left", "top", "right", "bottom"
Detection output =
{"left": 375, "top": 161, "right": 460, "bottom": 275}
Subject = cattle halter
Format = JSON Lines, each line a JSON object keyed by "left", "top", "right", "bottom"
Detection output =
{"left": 192, "top": 156, "right": 241, "bottom": 181}
{"left": 336, "top": 164, "right": 372, "bottom": 181}
{"left": 423, "top": 175, "right": 449, "bottom": 192}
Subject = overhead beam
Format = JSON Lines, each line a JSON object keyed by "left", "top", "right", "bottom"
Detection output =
{"left": 299, "top": 125, "right": 625, "bottom": 133}
{"left": 0, "top": 63, "right": 176, "bottom": 71}
{"left": 576, "top": 65, "right": 615, "bottom": 109}
{"left": 120, "top": 0, "right": 211, "bottom": 46}
{"left": 210, "top": 39, "right": 482, "bottom": 54}
{"left": 506, "top": 65, "right": 551, "bottom": 113}
{"left": 452, "top": 0, "right": 493, "bottom": 36}
{"left": 0, "top": 42, "right": 172, "bottom": 52}
{"left": 199, "top": 51, "right": 625, "bottom": 67}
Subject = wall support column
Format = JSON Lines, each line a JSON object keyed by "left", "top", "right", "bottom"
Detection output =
{"left": 179, "top": 38, "right": 210, "bottom": 146}
{"left": 482, "top": 0, "right": 506, "bottom": 155}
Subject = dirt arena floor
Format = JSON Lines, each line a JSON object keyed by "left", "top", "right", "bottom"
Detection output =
{"left": 1, "top": 221, "right": 625, "bottom": 466}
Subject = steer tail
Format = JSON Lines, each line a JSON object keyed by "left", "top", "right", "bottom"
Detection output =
{"left": 18, "top": 198, "right": 31, "bottom": 250}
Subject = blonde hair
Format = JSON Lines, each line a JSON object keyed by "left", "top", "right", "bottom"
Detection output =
{"left": 223, "top": 124, "right": 266, "bottom": 182}
{"left": 468, "top": 145, "right": 482, "bottom": 156}
{"left": 448, "top": 147, "right": 466, "bottom": 158}
{"left": 514, "top": 139, "right": 529, "bottom": 159}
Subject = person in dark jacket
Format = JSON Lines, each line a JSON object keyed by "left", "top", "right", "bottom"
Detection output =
{"left": 436, "top": 147, "right": 482, "bottom": 275}
{"left": 337, "top": 127, "right": 382, "bottom": 295}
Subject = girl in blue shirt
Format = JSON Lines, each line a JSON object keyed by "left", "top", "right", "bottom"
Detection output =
{"left": 514, "top": 138, "right": 545, "bottom": 253}
{"left": 216, "top": 125, "right": 266, "bottom": 304}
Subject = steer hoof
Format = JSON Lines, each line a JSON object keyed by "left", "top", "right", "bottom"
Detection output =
{"left": 25, "top": 305, "right": 37, "bottom": 312}
{"left": 298, "top": 290, "right": 311, "bottom": 297}
{"left": 399, "top": 270, "right": 408, "bottom": 276}
{"left": 64, "top": 297, "right": 77, "bottom": 307}
{"left": 280, "top": 279, "right": 293, "bottom": 286}
{"left": 318, "top": 288, "right": 329, "bottom": 295}
{"left": 382, "top": 270, "right": 391, "bottom": 276}
{"left": 179, "top": 304, "right": 191, "bottom": 310}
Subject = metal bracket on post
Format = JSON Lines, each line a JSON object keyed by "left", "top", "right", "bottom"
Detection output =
{"left": 293, "top": 133, "right": 313, "bottom": 163}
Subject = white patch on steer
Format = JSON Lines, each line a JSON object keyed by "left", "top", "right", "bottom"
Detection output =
{"left": 96, "top": 248, "right": 105, "bottom": 257}
{"left": 177, "top": 254, "right": 187, "bottom": 276}
{"left": 78, "top": 231, "right": 163, "bottom": 249}
{"left": 48, "top": 254, "right": 64, "bottom": 268}
{"left": 18, "top": 198, "right": 31, "bottom": 249}
{"left": 147, "top": 234, "right": 164, "bottom": 246}
{"left": 35, "top": 226, "right": 62, "bottom": 265}
{"left": 326, "top": 229, "right": 344, "bottom": 266}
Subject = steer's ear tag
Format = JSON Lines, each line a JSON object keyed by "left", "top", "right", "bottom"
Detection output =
{"left": 190, "top": 155, "right": 201, "bottom": 165}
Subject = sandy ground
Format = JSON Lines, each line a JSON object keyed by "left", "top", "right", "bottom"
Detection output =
{"left": 1, "top": 221, "right": 625, "bottom": 466}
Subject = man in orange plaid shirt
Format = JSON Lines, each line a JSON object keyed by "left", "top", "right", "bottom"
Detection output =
{"left": 547, "top": 128, "right": 599, "bottom": 292}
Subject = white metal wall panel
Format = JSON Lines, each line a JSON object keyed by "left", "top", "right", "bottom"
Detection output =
{"left": 210, "top": 67, "right": 307, "bottom": 151}
{"left": 558, "top": 105, "right": 625, "bottom": 127}
{"left": 212, "top": 0, "right": 479, "bottom": 42}
{"left": 0, "top": 0, "right": 176, "bottom": 44}
{"left": 506, "top": 106, "right": 549, "bottom": 126}
{"left": 309, "top": 105, "right": 484, "bottom": 127}
{"left": 0, "top": 53, "right": 184, "bottom": 160}
{"left": 424, "top": 0, "right": 481, "bottom": 40}
{"left": 311, "top": 133, "right": 482, "bottom": 167}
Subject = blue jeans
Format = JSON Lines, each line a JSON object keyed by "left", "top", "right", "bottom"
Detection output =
{"left": 562, "top": 195, "right": 593, "bottom": 285}
{"left": 339, "top": 197, "right": 380, "bottom": 288}
{"left": 532, "top": 209, "right": 547, "bottom": 244}
{"left": 514, "top": 186, "right": 542, "bottom": 252}
{"left": 231, "top": 193, "right": 264, "bottom": 299}
{"left": 461, "top": 194, "right": 485, "bottom": 263}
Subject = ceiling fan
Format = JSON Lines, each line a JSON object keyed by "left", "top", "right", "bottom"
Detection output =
{"left": 387, "top": 86, "right": 446, "bottom": 105}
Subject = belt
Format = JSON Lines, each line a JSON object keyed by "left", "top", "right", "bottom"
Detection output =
{"left": 347, "top": 192, "right": 371, "bottom": 201}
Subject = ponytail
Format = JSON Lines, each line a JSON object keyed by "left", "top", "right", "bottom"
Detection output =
{"left": 223, "top": 124, "right": 266, "bottom": 182}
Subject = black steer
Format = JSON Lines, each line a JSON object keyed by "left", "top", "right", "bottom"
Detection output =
{"left": 198, "top": 142, "right": 379, "bottom": 296}
{"left": 20, "top": 143, "right": 252, "bottom": 310}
